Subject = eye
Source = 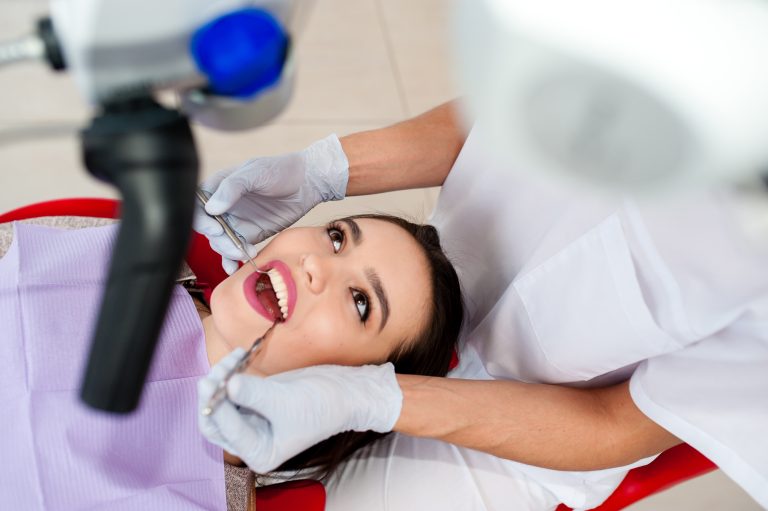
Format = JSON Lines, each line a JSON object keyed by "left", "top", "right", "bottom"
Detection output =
{"left": 351, "top": 289, "right": 370, "bottom": 323}
{"left": 326, "top": 225, "right": 345, "bottom": 253}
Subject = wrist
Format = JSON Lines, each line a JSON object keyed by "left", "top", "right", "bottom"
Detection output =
{"left": 303, "top": 134, "right": 349, "bottom": 201}
{"left": 348, "top": 363, "right": 402, "bottom": 433}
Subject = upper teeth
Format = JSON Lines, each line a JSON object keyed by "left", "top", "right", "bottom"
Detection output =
{"left": 267, "top": 269, "right": 288, "bottom": 319}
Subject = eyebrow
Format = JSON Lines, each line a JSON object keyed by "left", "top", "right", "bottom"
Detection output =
{"left": 365, "top": 268, "right": 389, "bottom": 332}
{"left": 340, "top": 218, "right": 362, "bottom": 245}
{"left": 340, "top": 218, "right": 390, "bottom": 332}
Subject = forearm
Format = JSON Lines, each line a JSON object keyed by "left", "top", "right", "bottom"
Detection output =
{"left": 341, "top": 99, "right": 467, "bottom": 196}
{"left": 394, "top": 375, "right": 680, "bottom": 471}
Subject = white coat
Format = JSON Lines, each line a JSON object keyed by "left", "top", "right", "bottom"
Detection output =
{"left": 324, "top": 126, "right": 768, "bottom": 511}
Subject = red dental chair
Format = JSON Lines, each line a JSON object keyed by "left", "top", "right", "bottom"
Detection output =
{"left": 0, "top": 197, "right": 717, "bottom": 511}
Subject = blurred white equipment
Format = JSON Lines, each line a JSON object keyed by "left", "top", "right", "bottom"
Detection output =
{"left": 454, "top": 0, "right": 768, "bottom": 191}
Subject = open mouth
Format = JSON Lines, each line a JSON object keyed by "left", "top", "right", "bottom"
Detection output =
{"left": 243, "top": 261, "right": 296, "bottom": 322}
{"left": 255, "top": 272, "right": 284, "bottom": 321}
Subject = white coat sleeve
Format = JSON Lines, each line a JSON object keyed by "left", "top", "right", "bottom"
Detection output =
{"left": 630, "top": 293, "right": 768, "bottom": 508}
{"left": 622, "top": 189, "right": 768, "bottom": 508}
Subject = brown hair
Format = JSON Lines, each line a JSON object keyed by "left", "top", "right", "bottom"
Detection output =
{"left": 268, "top": 213, "right": 464, "bottom": 482}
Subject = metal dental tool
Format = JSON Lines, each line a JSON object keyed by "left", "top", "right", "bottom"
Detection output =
{"left": 196, "top": 189, "right": 267, "bottom": 275}
{"left": 202, "top": 321, "right": 279, "bottom": 416}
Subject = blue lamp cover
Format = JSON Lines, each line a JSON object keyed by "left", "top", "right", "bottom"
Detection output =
{"left": 191, "top": 8, "right": 289, "bottom": 98}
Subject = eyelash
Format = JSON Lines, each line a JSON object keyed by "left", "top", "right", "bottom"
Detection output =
{"left": 327, "top": 223, "right": 344, "bottom": 253}
{"left": 326, "top": 222, "right": 371, "bottom": 323}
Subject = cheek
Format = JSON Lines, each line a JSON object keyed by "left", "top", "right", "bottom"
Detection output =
{"left": 256, "top": 229, "right": 306, "bottom": 258}
{"left": 210, "top": 275, "right": 268, "bottom": 345}
{"left": 253, "top": 310, "right": 353, "bottom": 374}
{"left": 209, "top": 283, "right": 240, "bottom": 341}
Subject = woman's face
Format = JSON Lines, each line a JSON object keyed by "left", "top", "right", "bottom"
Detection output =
{"left": 207, "top": 218, "right": 432, "bottom": 375}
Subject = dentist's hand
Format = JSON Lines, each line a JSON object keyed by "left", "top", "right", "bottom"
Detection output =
{"left": 194, "top": 134, "right": 349, "bottom": 274}
{"left": 197, "top": 355, "right": 403, "bottom": 473}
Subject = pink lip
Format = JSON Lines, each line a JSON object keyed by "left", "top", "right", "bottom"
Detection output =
{"left": 243, "top": 260, "right": 297, "bottom": 322}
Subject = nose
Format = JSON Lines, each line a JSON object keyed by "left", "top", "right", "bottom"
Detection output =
{"left": 300, "top": 253, "right": 330, "bottom": 294}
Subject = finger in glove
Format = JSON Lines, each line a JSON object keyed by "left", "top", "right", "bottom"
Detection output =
{"left": 210, "top": 348, "right": 247, "bottom": 381}
{"left": 210, "top": 396, "right": 274, "bottom": 472}
{"left": 205, "top": 175, "right": 250, "bottom": 216}
{"left": 208, "top": 235, "right": 251, "bottom": 262}
{"left": 197, "top": 348, "right": 247, "bottom": 450}
{"left": 193, "top": 210, "right": 225, "bottom": 237}
{"left": 226, "top": 373, "right": 278, "bottom": 412}
{"left": 197, "top": 377, "right": 235, "bottom": 451}
{"left": 222, "top": 257, "right": 240, "bottom": 276}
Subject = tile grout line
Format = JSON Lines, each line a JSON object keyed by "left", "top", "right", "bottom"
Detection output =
{"left": 372, "top": 0, "right": 411, "bottom": 118}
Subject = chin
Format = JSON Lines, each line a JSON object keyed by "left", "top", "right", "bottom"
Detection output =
{"left": 210, "top": 285, "right": 263, "bottom": 344}
{"left": 246, "top": 357, "right": 276, "bottom": 376}
{"left": 249, "top": 349, "right": 302, "bottom": 376}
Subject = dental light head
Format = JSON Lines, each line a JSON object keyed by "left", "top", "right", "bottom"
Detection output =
{"left": 46, "top": 0, "right": 298, "bottom": 130}
{"left": 454, "top": 0, "right": 768, "bottom": 192}
{"left": 2, "top": 0, "right": 301, "bottom": 413}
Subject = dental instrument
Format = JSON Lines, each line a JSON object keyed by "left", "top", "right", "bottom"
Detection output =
{"left": 202, "top": 320, "right": 279, "bottom": 416}
{"left": 196, "top": 189, "right": 267, "bottom": 276}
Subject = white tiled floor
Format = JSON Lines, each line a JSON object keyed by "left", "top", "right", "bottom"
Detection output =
{"left": 0, "top": 1, "right": 762, "bottom": 509}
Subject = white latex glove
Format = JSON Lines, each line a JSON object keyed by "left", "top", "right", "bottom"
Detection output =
{"left": 197, "top": 357, "right": 403, "bottom": 474}
{"left": 194, "top": 134, "right": 349, "bottom": 274}
{"left": 197, "top": 348, "right": 245, "bottom": 455}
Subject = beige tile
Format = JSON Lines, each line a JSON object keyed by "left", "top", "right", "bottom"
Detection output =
{"left": 0, "top": 1, "right": 88, "bottom": 124}
{"left": 626, "top": 470, "right": 762, "bottom": 511}
{"left": 278, "top": 0, "right": 406, "bottom": 122}
{"left": 0, "top": 127, "right": 117, "bottom": 213}
{"left": 377, "top": 0, "right": 460, "bottom": 116}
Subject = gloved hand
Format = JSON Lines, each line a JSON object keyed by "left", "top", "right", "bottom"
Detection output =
{"left": 197, "top": 353, "right": 403, "bottom": 473}
{"left": 194, "top": 134, "right": 349, "bottom": 274}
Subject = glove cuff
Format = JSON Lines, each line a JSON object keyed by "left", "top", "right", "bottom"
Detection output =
{"left": 350, "top": 363, "right": 403, "bottom": 433}
{"left": 303, "top": 134, "right": 350, "bottom": 202}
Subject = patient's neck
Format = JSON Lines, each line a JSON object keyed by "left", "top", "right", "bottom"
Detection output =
{"left": 190, "top": 295, "right": 231, "bottom": 368}
{"left": 200, "top": 314, "right": 233, "bottom": 368}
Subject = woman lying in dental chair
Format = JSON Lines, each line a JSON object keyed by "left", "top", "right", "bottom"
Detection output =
{"left": 0, "top": 212, "right": 462, "bottom": 511}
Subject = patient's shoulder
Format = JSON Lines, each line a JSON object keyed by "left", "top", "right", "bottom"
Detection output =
{"left": 0, "top": 218, "right": 197, "bottom": 284}
{"left": 0, "top": 216, "right": 118, "bottom": 260}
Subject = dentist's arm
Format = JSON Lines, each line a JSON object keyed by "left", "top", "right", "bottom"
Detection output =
{"left": 342, "top": 99, "right": 467, "bottom": 195}
{"left": 395, "top": 376, "right": 681, "bottom": 471}
{"left": 199, "top": 358, "right": 679, "bottom": 474}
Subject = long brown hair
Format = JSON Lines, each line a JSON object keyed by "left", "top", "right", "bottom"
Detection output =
{"left": 267, "top": 213, "right": 464, "bottom": 482}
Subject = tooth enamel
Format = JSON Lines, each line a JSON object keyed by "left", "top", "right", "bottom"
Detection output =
{"left": 267, "top": 270, "right": 284, "bottom": 288}
{"left": 265, "top": 268, "right": 289, "bottom": 319}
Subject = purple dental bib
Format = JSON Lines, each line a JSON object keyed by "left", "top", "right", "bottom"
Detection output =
{"left": 0, "top": 223, "right": 225, "bottom": 510}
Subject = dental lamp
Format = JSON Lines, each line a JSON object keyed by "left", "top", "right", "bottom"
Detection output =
{"left": 1, "top": 0, "right": 299, "bottom": 413}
